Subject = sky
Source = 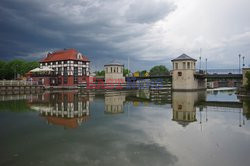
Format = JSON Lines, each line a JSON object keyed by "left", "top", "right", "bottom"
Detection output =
{"left": 0, "top": 0, "right": 250, "bottom": 72}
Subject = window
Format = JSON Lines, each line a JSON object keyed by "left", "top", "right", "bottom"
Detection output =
{"left": 53, "top": 62, "right": 56, "bottom": 65}
{"left": 111, "top": 67, "right": 112, "bottom": 73}
{"left": 74, "top": 77, "right": 78, "bottom": 84}
{"left": 74, "top": 67, "right": 78, "bottom": 76}
{"left": 74, "top": 61, "right": 78, "bottom": 64}
{"left": 178, "top": 72, "right": 182, "bottom": 76}
{"left": 82, "top": 68, "right": 86, "bottom": 76}
{"left": 63, "top": 67, "right": 67, "bottom": 76}
{"left": 183, "top": 62, "right": 186, "bottom": 69}
{"left": 63, "top": 61, "right": 67, "bottom": 64}
{"left": 63, "top": 77, "right": 68, "bottom": 84}
{"left": 58, "top": 67, "right": 62, "bottom": 75}
{"left": 175, "top": 63, "right": 178, "bottom": 70}
{"left": 58, "top": 78, "right": 62, "bottom": 85}
{"left": 187, "top": 62, "right": 190, "bottom": 69}
{"left": 106, "top": 68, "right": 108, "bottom": 73}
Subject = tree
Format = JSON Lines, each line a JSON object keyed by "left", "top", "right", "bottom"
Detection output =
{"left": 140, "top": 70, "right": 147, "bottom": 76}
{"left": 0, "top": 61, "right": 6, "bottom": 79}
{"left": 96, "top": 70, "right": 105, "bottom": 76}
{"left": 123, "top": 68, "right": 130, "bottom": 76}
{"left": 245, "top": 71, "right": 250, "bottom": 90}
{"left": 149, "top": 65, "right": 169, "bottom": 76}
{"left": 0, "top": 59, "right": 39, "bottom": 80}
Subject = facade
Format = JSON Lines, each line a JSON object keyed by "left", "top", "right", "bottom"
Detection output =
{"left": 104, "top": 62, "right": 125, "bottom": 83}
{"left": 171, "top": 54, "right": 206, "bottom": 91}
{"left": 31, "top": 49, "right": 90, "bottom": 86}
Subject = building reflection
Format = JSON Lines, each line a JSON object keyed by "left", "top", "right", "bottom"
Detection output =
{"left": 28, "top": 91, "right": 90, "bottom": 129}
{"left": 105, "top": 93, "right": 126, "bottom": 114}
{"left": 172, "top": 91, "right": 206, "bottom": 127}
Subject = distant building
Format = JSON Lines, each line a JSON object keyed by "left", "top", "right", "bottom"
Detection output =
{"left": 104, "top": 62, "right": 125, "bottom": 83}
{"left": 30, "top": 49, "right": 90, "bottom": 86}
{"left": 171, "top": 54, "right": 206, "bottom": 91}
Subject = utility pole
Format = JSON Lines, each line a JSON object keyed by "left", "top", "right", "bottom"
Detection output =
{"left": 238, "top": 54, "right": 241, "bottom": 74}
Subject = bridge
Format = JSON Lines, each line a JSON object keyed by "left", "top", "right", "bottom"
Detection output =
{"left": 126, "top": 69, "right": 242, "bottom": 81}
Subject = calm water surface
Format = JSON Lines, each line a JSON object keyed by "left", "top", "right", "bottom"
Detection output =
{"left": 0, "top": 90, "right": 250, "bottom": 166}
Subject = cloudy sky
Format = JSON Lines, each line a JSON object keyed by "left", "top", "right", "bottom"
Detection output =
{"left": 0, "top": 0, "right": 250, "bottom": 71}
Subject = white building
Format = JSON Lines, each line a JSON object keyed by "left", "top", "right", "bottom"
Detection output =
{"left": 171, "top": 54, "right": 206, "bottom": 91}
{"left": 104, "top": 62, "right": 125, "bottom": 83}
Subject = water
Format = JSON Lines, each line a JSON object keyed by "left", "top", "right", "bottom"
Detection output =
{"left": 0, "top": 90, "right": 250, "bottom": 166}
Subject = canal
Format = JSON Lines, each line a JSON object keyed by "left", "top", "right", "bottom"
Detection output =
{"left": 0, "top": 90, "right": 250, "bottom": 166}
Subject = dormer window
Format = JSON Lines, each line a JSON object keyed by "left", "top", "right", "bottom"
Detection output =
{"left": 77, "top": 53, "right": 82, "bottom": 59}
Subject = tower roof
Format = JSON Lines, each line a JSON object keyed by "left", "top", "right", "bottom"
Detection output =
{"left": 171, "top": 54, "right": 197, "bottom": 62}
{"left": 40, "top": 49, "right": 89, "bottom": 62}
{"left": 104, "top": 60, "right": 124, "bottom": 66}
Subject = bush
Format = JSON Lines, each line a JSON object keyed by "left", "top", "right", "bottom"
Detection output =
{"left": 245, "top": 71, "right": 250, "bottom": 90}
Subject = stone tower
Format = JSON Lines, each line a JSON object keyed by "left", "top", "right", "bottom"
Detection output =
{"left": 104, "top": 62, "right": 125, "bottom": 83}
{"left": 172, "top": 54, "right": 206, "bottom": 91}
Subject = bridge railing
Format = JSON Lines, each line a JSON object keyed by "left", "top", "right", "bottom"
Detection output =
{"left": 0, "top": 80, "right": 39, "bottom": 86}
{"left": 205, "top": 69, "right": 242, "bottom": 74}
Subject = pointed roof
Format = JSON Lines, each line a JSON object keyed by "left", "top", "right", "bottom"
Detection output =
{"left": 171, "top": 54, "right": 197, "bottom": 62}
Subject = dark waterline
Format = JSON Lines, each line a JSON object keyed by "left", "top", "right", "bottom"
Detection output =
{"left": 0, "top": 90, "right": 250, "bottom": 166}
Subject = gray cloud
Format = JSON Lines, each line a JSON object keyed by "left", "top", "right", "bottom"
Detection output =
{"left": 0, "top": 0, "right": 250, "bottom": 71}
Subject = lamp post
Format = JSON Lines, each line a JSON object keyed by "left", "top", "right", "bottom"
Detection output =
{"left": 238, "top": 54, "right": 241, "bottom": 74}
{"left": 243, "top": 56, "right": 245, "bottom": 68}
{"left": 205, "top": 58, "right": 207, "bottom": 74}
{"left": 199, "top": 56, "right": 201, "bottom": 71}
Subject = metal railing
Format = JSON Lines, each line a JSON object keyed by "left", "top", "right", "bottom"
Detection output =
{"left": 0, "top": 80, "right": 39, "bottom": 86}
{"left": 205, "top": 69, "right": 242, "bottom": 74}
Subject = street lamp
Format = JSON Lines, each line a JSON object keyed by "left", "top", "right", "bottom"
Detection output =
{"left": 238, "top": 54, "right": 241, "bottom": 74}
{"left": 205, "top": 58, "right": 207, "bottom": 74}
{"left": 243, "top": 56, "right": 245, "bottom": 68}
{"left": 199, "top": 56, "right": 201, "bottom": 71}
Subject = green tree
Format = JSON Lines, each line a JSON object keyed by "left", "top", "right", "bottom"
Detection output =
{"left": 245, "top": 71, "right": 250, "bottom": 90}
{"left": 149, "top": 65, "right": 169, "bottom": 76}
{"left": 123, "top": 68, "right": 130, "bottom": 76}
{"left": 0, "top": 61, "right": 6, "bottom": 79}
{"left": 96, "top": 70, "right": 105, "bottom": 76}
{"left": 0, "top": 59, "right": 39, "bottom": 80}
{"left": 140, "top": 70, "right": 147, "bottom": 76}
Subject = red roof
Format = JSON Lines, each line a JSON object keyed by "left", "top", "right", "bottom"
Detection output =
{"left": 40, "top": 49, "right": 89, "bottom": 62}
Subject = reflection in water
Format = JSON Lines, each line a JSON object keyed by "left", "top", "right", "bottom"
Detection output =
{"left": 28, "top": 91, "right": 90, "bottom": 129}
{"left": 1, "top": 90, "right": 250, "bottom": 166}
{"left": 243, "top": 100, "right": 250, "bottom": 120}
{"left": 105, "top": 93, "right": 126, "bottom": 114}
{"left": 172, "top": 91, "right": 206, "bottom": 127}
